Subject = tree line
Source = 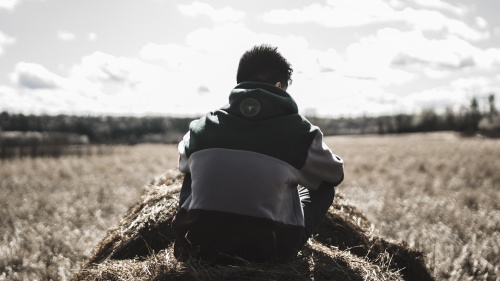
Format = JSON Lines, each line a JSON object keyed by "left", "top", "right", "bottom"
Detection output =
{"left": 0, "top": 93, "right": 498, "bottom": 150}
{"left": 309, "top": 94, "right": 499, "bottom": 137}
{"left": 0, "top": 113, "right": 193, "bottom": 145}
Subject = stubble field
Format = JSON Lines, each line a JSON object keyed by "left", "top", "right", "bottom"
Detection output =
{"left": 0, "top": 132, "right": 498, "bottom": 280}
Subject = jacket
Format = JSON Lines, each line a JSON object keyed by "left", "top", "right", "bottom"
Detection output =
{"left": 172, "top": 82, "right": 344, "bottom": 262}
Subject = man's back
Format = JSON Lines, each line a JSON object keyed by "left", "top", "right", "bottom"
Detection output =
{"left": 172, "top": 82, "right": 343, "bottom": 262}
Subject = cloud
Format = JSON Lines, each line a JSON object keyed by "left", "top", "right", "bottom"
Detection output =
{"left": 262, "top": 0, "right": 488, "bottom": 41}
{"left": 178, "top": 2, "right": 245, "bottom": 24}
{"left": 88, "top": 32, "right": 97, "bottom": 41}
{"left": 0, "top": 0, "right": 21, "bottom": 11}
{"left": 140, "top": 24, "right": 312, "bottom": 88}
{"left": 65, "top": 51, "right": 228, "bottom": 115}
{"left": 86, "top": 37, "right": 500, "bottom": 117}
{"left": 308, "top": 28, "right": 419, "bottom": 84}
{"left": 403, "top": 76, "right": 500, "bottom": 112}
{"left": 140, "top": 43, "right": 205, "bottom": 70}
{"left": 475, "top": 16, "right": 488, "bottom": 29}
{"left": 409, "top": 0, "right": 469, "bottom": 16}
{"left": 450, "top": 77, "right": 499, "bottom": 97}
{"left": 69, "top": 51, "right": 172, "bottom": 96}
{"left": 0, "top": 0, "right": 46, "bottom": 11}
{"left": 3, "top": 2, "right": 496, "bottom": 118}
{"left": 0, "top": 84, "right": 126, "bottom": 116}
{"left": 342, "top": 27, "right": 498, "bottom": 81}
{"left": 297, "top": 73, "right": 499, "bottom": 117}
{"left": 289, "top": 71, "right": 405, "bottom": 117}
{"left": 404, "top": 88, "right": 464, "bottom": 111}
{"left": 400, "top": 8, "right": 489, "bottom": 41}
{"left": 72, "top": 52, "right": 133, "bottom": 84}
{"left": 3, "top": 53, "right": 176, "bottom": 115}
{"left": 3, "top": 24, "right": 326, "bottom": 116}
{"left": 262, "top": 0, "right": 396, "bottom": 27}
{"left": 0, "top": 31, "right": 16, "bottom": 56}
{"left": 10, "top": 62, "right": 62, "bottom": 89}
{"left": 57, "top": 30, "right": 76, "bottom": 42}
{"left": 197, "top": 85, "right": 210, "bottom": 95}
{"left": 473, "top": 48, "right": 500, "bottom": 68}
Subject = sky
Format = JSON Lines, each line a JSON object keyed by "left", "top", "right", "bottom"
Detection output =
{"left": 0, "top": 0, "right": 499, "bottom": 117}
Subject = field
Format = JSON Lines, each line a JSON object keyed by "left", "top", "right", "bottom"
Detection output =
{"left": 0, "top": 132, "right": 499, "bottom": 280}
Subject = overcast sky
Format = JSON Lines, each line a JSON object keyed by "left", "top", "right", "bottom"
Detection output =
{"left": 1, "top": 0, "right": 499, "bottom": 117}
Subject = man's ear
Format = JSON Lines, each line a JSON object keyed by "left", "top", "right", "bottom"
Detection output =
{"left": 275, "top": 82, "right": 287, "bottom": 90}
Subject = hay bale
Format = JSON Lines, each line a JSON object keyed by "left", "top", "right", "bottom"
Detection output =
{"left": 315, "top": 198, "right": 434, "bottom": 281}
{"left": 74, "top": 169, "right": 434, "bottom": 281}
{"left": 82, "top": 170, "right": 183, "bottom": 266}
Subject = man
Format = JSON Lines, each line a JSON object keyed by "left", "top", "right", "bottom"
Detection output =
{"left": 172, "top": 44, "right": 344, "bottom": 263}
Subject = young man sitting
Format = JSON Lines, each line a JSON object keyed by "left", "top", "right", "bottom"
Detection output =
{"left": 172, "top": 44, "right": 344, "bottom": 263}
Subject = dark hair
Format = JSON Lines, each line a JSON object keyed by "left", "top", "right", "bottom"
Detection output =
{"left": 236, "top": 44, "right": 293, "bottom": 87}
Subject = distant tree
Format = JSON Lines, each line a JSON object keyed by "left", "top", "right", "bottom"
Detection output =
{"left": 0, "top": 112, "right": 9, "bottom": 131}
{"left": 444, "top": 107, "right": 456, "bottom": 131}
{"left": 464, "top": 97, "right": 482, "bottom": 133}
{"left": 394, "top": 114, "right": 414, "bottom": 133}
{"left": 417, "top": 109, "right": 439, "bottom": 132}
{"left": 488, "top": 93, "right": 497, "bottom": 116}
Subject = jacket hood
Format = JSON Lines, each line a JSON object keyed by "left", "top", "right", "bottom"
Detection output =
{"left": 221, "top": 82, "right": 299, "bottom": 120}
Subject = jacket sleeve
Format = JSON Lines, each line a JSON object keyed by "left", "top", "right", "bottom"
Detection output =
{"left": 178, "top": 131, "right": 190, "bottom": 173}
{"left": 298, "top": 130, "right": 344, "bottom": 190}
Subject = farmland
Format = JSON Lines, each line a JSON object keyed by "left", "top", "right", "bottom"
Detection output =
{"left": 0, "top": 132, "right": 498, "bottom": 280}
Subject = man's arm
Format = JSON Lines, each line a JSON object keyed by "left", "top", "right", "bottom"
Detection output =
{"left": 178, "top": 131, "right": 190, "bottom": 174}
{"left": 298, "top": 130, "right": 344, "bottom": 190}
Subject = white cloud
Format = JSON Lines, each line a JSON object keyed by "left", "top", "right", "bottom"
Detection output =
{"left": 262, "top": 0, "right": 396, "bottom": 27}
{"left": 475, "top": 16, "right": 488, "bottom": 29}
{"left": 3, "top": 25, "right": 341, "bottom": 116}
{"left": 0, "top": 0, "right": 45, "bottom": 11}
{"left": 10, "top": 62, "right": 63, "bottom": 89}
{"left": 404, "top": 88, "right": 464, "bottom": 112}
{"left": 450, "top": 77, "right": 498, "bottom": 96}
{"left": 3, "top": 53, "right": 176, "bottom": 115}
{"left": 473, "top": 48, "right": 500, "bottom": 68}
{"left": 262, "top": 1, "right": 488, "bottom": 41}
{"left": 0, "top": 0, "right": 21, "bottom": 11}
{"left": 88, "top": 32, "right": 97, "bottom": 41}
{"left": 141, "top": 24, "right": 312, "bottom": 90}
{"left": 410, "top": 0, "right": 469, "bottom": 16}
{"left": 57, "top": 30, "right": 76, "bottom": 42}
{"left": 344, "top": 34, "right": 412, "bottom": 82}
{"left": 290, "top": 71, "right": 404, "bottom": 117}
{"left": 318, "top": 28, "right": 421, "bottom": 84}
{"left": 185, "top": 23, "right": 309, "bottom": 57}
{"left": 403, "top": 76, "right": 499, "bottom": 113}
{"left": 139, "top": 25, "right": 348, "bottom": 115}
{"left": 140, "top": 43, "right": 205, "bottom": 70}
{"left": 0, "top": 31, "right": 16, "bottom": 56}
{"left": 400, "top": 8, "right": 489, "bottom": 41}
{"left": 3, "top": 0, "right": 497, "bottom": 118}
{"left": 302, "top": 74, "right": 499, "bottom": 117}
{"left": 422, "top": 68, "right": 449, "bottom": 79}
{"left": 178, "top": 2, "right": 245, "bottom": 24}
{"left": 0, "top": 84, "right": 125, "bottom": 116}
{"left": 133, "top": 24, "right": 500, "bottom": 117}
{"left": 69, "top": 51, "right": 171, "bottom": 97}
{"left": 346, "top": 27, "right": 497, "bottom": 79}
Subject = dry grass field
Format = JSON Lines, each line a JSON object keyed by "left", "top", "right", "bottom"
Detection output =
{"left": 0, "top": 132, "right": 498, "bottom": 280}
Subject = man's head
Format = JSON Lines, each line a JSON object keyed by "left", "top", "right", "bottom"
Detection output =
{"left": 236, "top": 44, "right": 293, "bottom": 89}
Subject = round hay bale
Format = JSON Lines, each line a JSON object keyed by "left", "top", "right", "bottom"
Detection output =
{"left": 74, "top": 169, "right": 434, "bottom": 281}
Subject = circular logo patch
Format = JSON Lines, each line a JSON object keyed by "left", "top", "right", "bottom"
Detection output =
{"left": 240, "top": 98, "right": 261, "bottom": 117}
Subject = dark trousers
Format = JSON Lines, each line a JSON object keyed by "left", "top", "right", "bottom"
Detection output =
{"left": 178, "top": 173, "right": 335, "bottom": 248}
{"left": 298, "top": 182, "right": 335, "bottom": 247}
